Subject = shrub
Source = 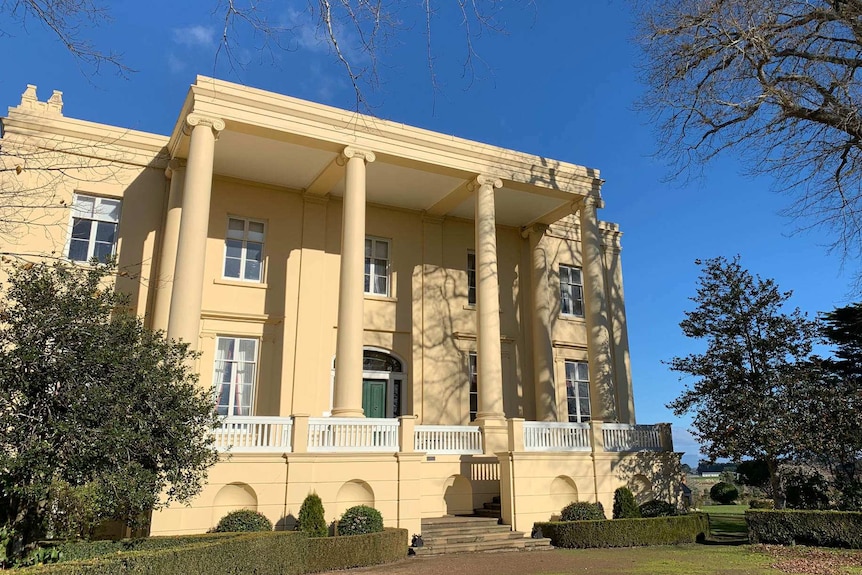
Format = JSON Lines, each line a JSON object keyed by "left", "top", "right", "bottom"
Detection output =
{"left": 710, "top": 481, "right": 739, "bottom": 504}
{"left": 749, "top": 498, "right": 775, "bottom": 510}
{"left": 306, "top": 529, "right": 406, "bottom": 572}
{"left": 613, "top": 487, "right": 641, "bottom": 519}
{"left": 638, "top": 499, "right": 678, "bottom": 518}
{"left": 783, "top": 469, "right": 830, "bottom": 510}
{"left": 297, "top": 492, "right": 327, "bottom": 538}
{"left": 213, "top": 509, "right": 273, "bottom": 533}
{"left": 50, "top": 533, "right": 244, "bottom": 563}
{"left": 337, "top": 505, "right": 383, "bottom": 536}
{"left": 535, "top": 514, "right": 709, "bottom": 548}
{"left": 746, "top": 510, "right": 862, "bottom": 548}
{"left": 561, "top": 501, "right": 606, "bottom": 521}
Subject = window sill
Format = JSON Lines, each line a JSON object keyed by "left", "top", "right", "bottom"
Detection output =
{"left": 214, "top": 278, "right": 268, "bottom": 290}
{"left": 559, "top": 314, "right": 586, "bottom": 323}
{"left": 463, "top": 304, "right": 503, "bottom": 314}
{"left": 364, "top": 293, "right": 397, "bottom": 303}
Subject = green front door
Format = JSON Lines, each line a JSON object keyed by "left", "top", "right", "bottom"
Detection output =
{"left": 362, "top": 379, "right": 387, "bottom": 418}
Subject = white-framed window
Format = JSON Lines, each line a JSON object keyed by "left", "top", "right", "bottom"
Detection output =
{"left": 467, "top": 250, "right": 476, "bottom": 306}
{"left": 364, "top": 237, "right": 390, "bottom": 296}
{"left": 560, "top": 264, "right": 584, "bottom": 317}
{"left": 468, "top": 352, "right": 478, "bottom": 422}
{"left": 67, "top": 194, "right": 121, "bottom": 263}
{"left": 224, "top": 217, "right": 265, "bottom": 282}
{"left": 565, "top": 360, "right": 591, "bottom": 423}
{"left": 214, "top": 336, "right": 258, "bottom": 416}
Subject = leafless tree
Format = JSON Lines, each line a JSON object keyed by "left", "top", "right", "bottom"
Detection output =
{"left": 636, "top": 0, "right": 862, "bottom": 263}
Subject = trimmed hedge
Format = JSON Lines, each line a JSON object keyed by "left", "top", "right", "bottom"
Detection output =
{"left": 746, "top": 510, "right": 862, "bottom": 548}
{"left": 19, "top": 529, "right": 408, "bottom": 574}
{"left": 49, "top": 533, "right": 245, "bottom": 562}
{"left": 535, "top": 514, "right": 709, "bottom": 549}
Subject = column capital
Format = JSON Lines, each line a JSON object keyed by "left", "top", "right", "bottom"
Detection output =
{"left": 341, "top": 146, "right": 376, "bottom": 164}
{"left": 574, "top": 193, "right": 605, "bottom": 212}
{"left": 520, "top": 223, "right": 549, "bottom": 239}
{"left": 185, "top": 113, "right": 226, "bottom": 137}
{"left": 468, "top": 174, "right": 503, "bottom": 192}
{"left": 165, "top": 158, "right": 187, "bottom": 179}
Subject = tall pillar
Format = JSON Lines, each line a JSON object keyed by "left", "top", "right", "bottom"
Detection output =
{"left": 524, "top": 224, "right": 556, "bottom": 421}
{"left": 152, "top": 159, "right": 185, "bottom": 333}
{"left": 166, "top": 114, "right": 224, "bottom": 350}
{"left": 332, "top": 147, "right": 375, "bottom": 418}
{"left": 472, "top": 175, "right": 505, "bottom": 423}
{"left": 578, "top": 194, "right": 617, "bottom": 421}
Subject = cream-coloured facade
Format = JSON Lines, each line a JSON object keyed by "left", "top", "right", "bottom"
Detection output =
{"left": 1, "top": 77, "right": 681, "bottom": 539}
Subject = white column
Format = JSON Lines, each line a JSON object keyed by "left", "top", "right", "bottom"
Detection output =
{"left": 578, "top": 194, "right": 617, "bottom": 422}
{"left": 524, "top": 224, "right": 556, "bottom": 421}
{"left": 151, "top": 159, "right": 185, "bottom": 333}
{"left": 332, "top": 147, "right": 376, "bottom": 418}
{"left": 166, "top": 114, "right": 224, "bottom": 350}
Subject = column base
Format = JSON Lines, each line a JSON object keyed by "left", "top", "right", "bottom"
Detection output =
{"left": 475, "top": 415, "right": 507, "bottom": 455}
{"left": 331, "top": 407, "right": 365, "bottom": 418}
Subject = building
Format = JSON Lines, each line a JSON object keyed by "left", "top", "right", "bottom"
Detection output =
{"left": 1, "top": 77, "right": 681, "bottom": 538}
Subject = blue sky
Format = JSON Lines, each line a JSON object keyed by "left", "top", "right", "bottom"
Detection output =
{"left": 2, "top": 1, "right": 856, "bottom": 465}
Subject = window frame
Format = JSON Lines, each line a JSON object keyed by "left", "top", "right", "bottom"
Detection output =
{"left": 468, "top": 352, "right": 478, "bottom": 422}
{"left": 66, "top": 193, "right": 122, "bottom": 263}
{"left": 222, "top": 216, "right": 266, "bottom": 283}
{"left": 213, "top": 336, "right": 259, "bottom": 417}
{"left": 364, "top": 236, "right": 391, "bottom": 296}
{"left": 467, "top": 250, "right": 476, "bottom": 306}
{"left": 559, "top": 264, "right": 585, "bottom": 318}
{"left": 564, "top": 360, "right": 591, "bottom": 423}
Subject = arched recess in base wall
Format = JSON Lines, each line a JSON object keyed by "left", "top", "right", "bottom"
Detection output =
{"left": 211, "top": 482, "right": 258, "bottom": 524}
{"left": 443, "top": 474, "right": 473, "bottom": 515}
{"left": 336, "top": 480, "right": 374, "bottom": 516}
{"left": 630, "top": 474, "right": 654, "bottom": 504}
{"left": 549, "top": 476, "right": 579, "bottom": 513}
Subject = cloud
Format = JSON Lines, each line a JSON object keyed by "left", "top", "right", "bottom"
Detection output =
{"left": 673, "top": 427, "right": 705, "bottom": 465}
{"left": 172, "top": 25, "right": 216, "bottom": 49}
{"left": 167, "top": 53, "right": 186, "bottom": 74}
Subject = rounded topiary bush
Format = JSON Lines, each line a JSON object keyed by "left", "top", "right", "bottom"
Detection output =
{"left": 297, "top": 492, "right": 327, "bottom": 537}
{"left": 638, "top": 499, "right": 679, "bottom": 518}
{"left": 560, "top": 501, "right": 606, "bottom": 521}
{"left": 710, "top": 481, "right": 739, "bottom": 505}
{"left": 337, "top": 505, "right": 383, "bottom": 536}
{"left": 613, "top": 487, "right": 642, "bottom": 519}
{"left": 214, "top": 509, "right": 273, "bottom": 532}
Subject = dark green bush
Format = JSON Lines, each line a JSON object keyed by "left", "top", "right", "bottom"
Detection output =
{"left": 561, "top": 501, "right": 606, "bottom": 521}
{"left": 297, "top": 492, "right": 327, "bottom": 538}
{"left": 337, "top": 505, "right": 384, "bottom": 536}
{"left": 783, "top": 470, "right": 830, "bottom": 510}
{"left": 613, "top": 487, "right": 641, "bottom": 519}
{"left": 710, "top": 481, "right": 739, "bottom": 504}
{"left": 638, "top": 499, "right": 679, "bottom": 518}
{"left": 50, "top": 533, "right": 243, "bottom": 562}
{"left": 306, "top": 529, "right": 406, "bottom": 572}
{"left": 213, "top": 509, "right": 273, "bottom": 533}
{"left": 749, "top": 498, "right": 775, "bottom": 510}
{"left": 535, "top": 514, "right": 709, "bottom": 548}
{"left": 746, "top": 510, "right": 862, "bottom": 548}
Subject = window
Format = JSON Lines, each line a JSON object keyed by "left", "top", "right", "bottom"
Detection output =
{"left": 560, "top": 264, "right": 584, "bottom": 317}
{"left": 67, "top": 194, "right": 121, "bottom": 262}
{"left": 468, "top": 352, "right": 478, "bottom": 422}
{"left": 467, "top": 251, "right": 476, "bottom": 305}
{"left": 565, "top": 360, "right": 591, "bottom": 423}
{"left": 364, "top": 237, "right": 390, "bottom": 296}
{"left": 224, "top": 218, "right": 265, "bottom": 282}
{"left": 214, "top": 337, "right": 258, "bottom": 416}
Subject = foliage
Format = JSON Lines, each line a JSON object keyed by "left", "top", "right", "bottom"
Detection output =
{"left": 0, "top": 261, "right": 220, "bottom": 554}
{"left": 710, "top": 482, "right": 740, "bottom": 505}
{"left": 667, "top": 257, "right": 818, "bottom": 507}
{"left": 0, "top": 525, "right": 11, "bottom": 568}
{"left": 561, "top": 502, "right": 606, "bottom": 521}
{"left": 337, "top": 506, "right": 383, "bottom": 536}
{"left": 535, "top": 515, "right": 709, "bottom": 548}
{"left": 746, "top": 510, "right": 862, "bottom": 548}
{"left": 749, "top": 499, "right": 775, "bottom": 510}
{"left": 49, "top": 533, "right": 244, "bottom": 562}
{"left": 638, "top": 500, "right": 679, "bottom": 518}
{"left": 213, "top": 510, "right": 273, "bottom": 533}
{"left": 306, "top": 529, "right": 407, "bottom": 572}
{"left": 297, "top": 492, "right": 327, "bottom": 538}
{"left": 737, "top": 460, "right": 772, "bottom": 492}
{"left": 636, "top": 0, "right": 862, "bottom": 261}
{"left": 782, "top": 469, "right": 830, "bottom": 510}
{"left": 613, "top": 487, "right": 641, "bottom": 519}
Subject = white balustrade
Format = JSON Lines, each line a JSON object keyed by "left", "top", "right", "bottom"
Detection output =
{"left": 213, "top": 416, "right": 293, "bottom": 453}
{"left": 414, "top": 425, "right": 483, "bottom": 454}
{"left": 523, "top": 421, "right": 591, "bottom": 452}
{"left": 602, "top": 423, "right": 663, "bottom": 452}
{"left": 307, "top": 417, "right": 400, "bottom": 452}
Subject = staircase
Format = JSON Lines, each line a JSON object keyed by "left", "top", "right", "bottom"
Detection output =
{"left": 472, "top": 495, "right": 503, "bottom": 518}
{"left": 412, "top": 516, "right": 553, "bottom": 556}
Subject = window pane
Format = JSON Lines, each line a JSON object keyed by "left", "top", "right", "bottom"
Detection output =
{"left": 573, "top": 287, "right": 584, "bottom": 316}
{"left": 375, "top": 274, "right": 388, "bottom": 295}
{"left": 578, "top": 381, "right": 590, "bottom": 400}
{"left": 561, "top": 285, "right": 572, "bottom": 315}
{"left": 560, "top": 265, "right": 570, "bottom": 283}
{"left": 224, "top": 258, "right": 241, "bottom": 278}
{"left": 93, "top": 242, "right": 113, "bottom": 262}
{"left": 470, "top": 394, "right": 478, "bottom": 417}
{"left": 570, "top": 268, "right": 582, "bottom": 285}
{"left": 375, "top": 240, "right": 388, "bottom": 259}
{"left": 217, "top": 337, "right": 235, "bottom": 359}
{"left": 72, "top": 195, "right": 95, "bottom": 218}
{"left": 567, "top": 398, "right": 578, "bottom": 419}
{"left": 227, "top": 218, "right": 245, "bottom": 239}
{"left": 68, "top": 239, "right": 89, "bottom": 261}
{"left": 238, "top": 339, "right": 256, "bottom": 361}
{"left": 246, "top": 242, "right": 262, "bottom": 262}
{"left": 578, "top": 363, "right": 589, "bottom": 381}
{"left": 248, "top": 221, "right": 265, "bottom": 242}
{"left": 244, "top": 260, "right": 261, "bottom": 281}
{"left": 580, "top": 398, "right": 591, "bottom": 417}
{"left": 225, "top": 239, "right": 243, "bottom": 259}
{"left": 71, "top": 219, "right": 91, "bottom": 240}
{"left": 364, "top": 274, "right": 370, "bottom": 292}
{"left": 95, "top": 221, "right": 116, "bottom": 243}
{"left": 565, "top": 361, "right": 576, "bottom": 381}
{"left": 365, "top": 239, "right": 372, "bottom": 257}
{"left": 95, "top": 198, "right": 121, "bottom": 222}
{"left": 374, "top": 258, "right": 387, "bottom": 273}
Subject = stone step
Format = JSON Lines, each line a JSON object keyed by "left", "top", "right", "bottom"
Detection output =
{"left": 423, "top": 531, "right": 524, "bottom": 545}
{"left": 415, "top": 516, "right": 553, "bottom": 556}
{"left": 420, "top": 524, "right": 511, "bottom": 538}
{"left": 412, "top": 538, "right": 529, "bottom": 555}
{"left": 422, "top": 516, "right": 500, "bottom": 528}
{"left": 472, "top": 507, "right": 502, "bottom": 518}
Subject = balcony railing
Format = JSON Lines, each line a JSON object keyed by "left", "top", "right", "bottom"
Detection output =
{"left": 602, "top": 423, "right": 663, "bottom": 452}
{"left": 415, "top": 425, "right": 483, "bottom": 454}
{"left": 307, "top": 417, "right": 400, "bottom": 452}
{"left": 523, "top": 421, "right": 591, "bottom": 452}
{"left": 213, "top": 416, "right": 293, "bottom": 453}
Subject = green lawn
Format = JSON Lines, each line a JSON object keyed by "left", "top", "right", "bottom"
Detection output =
{"left": 700, "top": 504, "right": 749, "bottom": 515}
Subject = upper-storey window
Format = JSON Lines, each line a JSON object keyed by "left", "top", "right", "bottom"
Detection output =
{"left": 467, "top": 250, "right": 476, "bottom": 306}
{"left": 224, "top": 217, "right": 265, "bottom": 282}
{"left": 67, "top": 194, "right": 121, "bottom": 263}
{"left": 365, "top": 237, "right": 390, "bottom": 296}
{"left": 559, "top": 264, "right": 584, "bottom": 317}
{"left": 214, "top": 336, "right": 258, "bottom": 416}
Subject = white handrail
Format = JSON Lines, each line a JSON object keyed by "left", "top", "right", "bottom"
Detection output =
{"left": 523, "top": 421, "right": 591, "bottom": 452}
{"left": 602, "top": 423, "right": 663, "bottom": 452}
{"left": 307, "top": 417, "right": 400, "bottom": 452}
{"left": 214, "top": 416, "right": 293, "bottom": 453}
{"left": 414, "top": 425, "right": 483, "bottom": 454}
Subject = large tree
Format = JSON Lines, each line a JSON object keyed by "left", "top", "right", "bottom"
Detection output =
{"left": 636, "top": 0, "right": 862, "bottom": 263}
{"left": 668, "top": 256, "right": 819, "bottom": 506}
{"left": 0, "top": 260, "right": 219, "bottom": 556}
